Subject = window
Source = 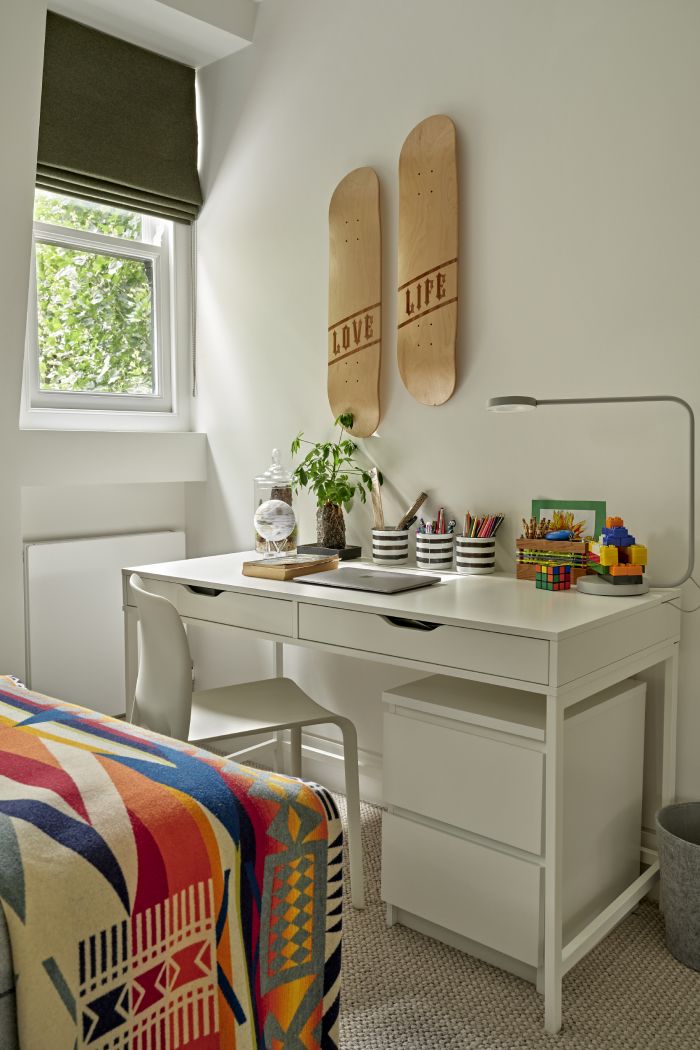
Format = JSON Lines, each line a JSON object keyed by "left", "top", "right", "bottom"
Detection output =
{"left": 24, "top": 190, "right": 185, "bottom": 418}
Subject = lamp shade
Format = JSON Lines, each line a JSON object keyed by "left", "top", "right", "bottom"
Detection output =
{"left": 486, "top": 396, "right": 538, "bottom": 412}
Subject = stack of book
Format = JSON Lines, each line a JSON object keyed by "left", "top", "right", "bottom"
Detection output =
{"left": 242, "top": 553, "right": 339, "bottom": 581}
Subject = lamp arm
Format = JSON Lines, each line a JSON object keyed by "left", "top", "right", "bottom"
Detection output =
{"left": 537, "top": 396, "right": 694, "bottom": 588}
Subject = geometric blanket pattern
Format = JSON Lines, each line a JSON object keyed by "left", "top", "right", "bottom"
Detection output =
{"left": 0, "top": 677, "right": 342, "bottom": 1050}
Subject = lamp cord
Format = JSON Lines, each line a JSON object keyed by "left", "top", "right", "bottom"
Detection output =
{"left": 668, "top": 575, "right": 700, "bottom": 613}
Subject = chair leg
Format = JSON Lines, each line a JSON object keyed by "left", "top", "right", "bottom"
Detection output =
{"left": 290, "top": 726, "right": 302, "bottom": 778}
{"left": 335, "top": 717, "right": 364, "bottom": 910}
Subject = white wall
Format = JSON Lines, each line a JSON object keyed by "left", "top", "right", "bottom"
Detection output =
{"left": 191, "top": 0, "right": 700, "bottom": 804}
{"left": 0, "top": 0, "right": 205, "bottom": 688}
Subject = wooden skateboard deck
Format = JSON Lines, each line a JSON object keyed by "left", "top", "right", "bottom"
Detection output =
{"left": 328, "top": 166, "right": 381, "bottom": 438}
{"left": 397, "top": 115, "right": 458, "bottom": 406}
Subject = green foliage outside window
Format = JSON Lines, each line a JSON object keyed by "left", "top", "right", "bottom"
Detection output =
{"left": 34, "top": 191, "right": 143, "bottom": 239}
{"left": 33, "top": 192, "right": 156, "bottom": 395}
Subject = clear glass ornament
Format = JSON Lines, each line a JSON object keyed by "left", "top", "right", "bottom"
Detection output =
{"left": 253, "top": 449, "right": 296, "bottom": 552}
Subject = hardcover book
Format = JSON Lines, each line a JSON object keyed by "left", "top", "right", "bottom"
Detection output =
{"left": 242, "top": 553, "right": 340, "bottom": 581}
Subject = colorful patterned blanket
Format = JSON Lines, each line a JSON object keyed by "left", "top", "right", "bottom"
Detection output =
{"left": 0, "top": 678, "right": 342, "bottom": 1049}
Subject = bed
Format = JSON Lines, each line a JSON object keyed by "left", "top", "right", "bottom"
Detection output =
{"left": 0, "top": 676, "right": 342, "bottom": 1049}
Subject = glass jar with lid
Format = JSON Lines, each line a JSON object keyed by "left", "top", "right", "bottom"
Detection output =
{"left": 253, "top": 449, "right": 297, "bottom": 553}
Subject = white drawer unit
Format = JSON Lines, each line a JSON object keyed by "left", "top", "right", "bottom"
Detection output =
{"left": 381, "top": 674, "right": 646, "bottom": 981}
{"left": 298, "top": 603, "right": 550, "bottom": 685}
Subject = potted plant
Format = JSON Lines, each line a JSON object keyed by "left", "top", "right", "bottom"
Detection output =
{"left": 290, "top": 413, "right": 380, "bottom": 549}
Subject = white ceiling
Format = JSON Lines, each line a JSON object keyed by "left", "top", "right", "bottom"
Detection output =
{"left": 48, "top": 0, "right": 258, "bottom": 68}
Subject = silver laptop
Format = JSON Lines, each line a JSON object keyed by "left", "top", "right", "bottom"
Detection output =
{"left": 299, "top": 567, "right": 439, "bottom": 595}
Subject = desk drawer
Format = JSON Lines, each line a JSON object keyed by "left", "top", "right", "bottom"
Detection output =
{"left": 383, "top": 711, "right": 544, "bottom": 854}
{"left": 298, "top": 604, "right": 549, "bottom": 684}
{"left": 381, "top": 813, "right": 541, "bottom": 966}
{"left": 141, "top": 580, "right": 293, "bottom": 637}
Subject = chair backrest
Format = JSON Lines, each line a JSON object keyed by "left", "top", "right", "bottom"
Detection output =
{"left": 129, "top": 574, "right": 193, "bottom": 741}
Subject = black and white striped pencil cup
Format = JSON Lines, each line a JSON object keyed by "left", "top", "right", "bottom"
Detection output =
{"left": 372, "top": 529, "right": 409, "bottom": 564}
{"left": 455, "top": 536, "right": 496, "bottom": 574}
{"left": 416, "top": 532, "right": 454, "bottom": 570}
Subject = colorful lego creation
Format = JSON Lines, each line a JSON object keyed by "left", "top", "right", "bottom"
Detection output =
{"left": 535, "top": 563, "right": 572, "bottom": 591}
{"left": 587, "top": 517, "right": 648, "bottom": 586}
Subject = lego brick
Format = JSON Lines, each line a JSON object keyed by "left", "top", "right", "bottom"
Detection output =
{"left": 610, "top": 564, "right": 643, "bottom": 577}
{"left": 606, "top": 516, "right": 624, "bottom": 529}
{"left": 602, "top": 531, "right": 636, "bottom": 547}
{"left": 628, "top": 545, "right": 648, "bottom": 566}
{"left": 599, "top": 546, "right": 619, "bottom": 566}
{"left": 589, "top": 562, "right": 610, "bottom": 575}
{"left": 610, "top": 575, "right": 645, "bottom": 586}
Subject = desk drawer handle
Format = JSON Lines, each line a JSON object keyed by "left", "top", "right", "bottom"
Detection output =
{"left": 382, "top": 615, "right": 441, "bottom": 632}
{"left": 185, "top": 585, "right": 224, "bottom": 597}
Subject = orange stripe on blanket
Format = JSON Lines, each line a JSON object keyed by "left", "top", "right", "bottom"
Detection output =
{"left": 99, "top": 756, "right": 217, "bottom": 901}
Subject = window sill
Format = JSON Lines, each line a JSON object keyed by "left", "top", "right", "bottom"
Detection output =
{"left": 19, "top": 404, "right": 189, "bottom": 433}
{"left": 19, "top": 430, "right": 207, "bottom": 486}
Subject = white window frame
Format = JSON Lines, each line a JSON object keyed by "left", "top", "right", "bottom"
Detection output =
{"left": 22, "top": 203, "right": 192, "bottom": 431}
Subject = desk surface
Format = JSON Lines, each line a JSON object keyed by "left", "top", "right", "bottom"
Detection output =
{"left": 125, "top": 552, "right": 678, "bottom": 642}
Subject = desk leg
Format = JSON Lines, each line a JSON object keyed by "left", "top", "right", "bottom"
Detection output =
{"left": 272, "top": 642, "right": 286, "bottom": 773}
{"left": 661, "top": 643, "right": 680, "bottom": 806}
{"left": 544, "top": 693, "right": 564, "bottom": 1034}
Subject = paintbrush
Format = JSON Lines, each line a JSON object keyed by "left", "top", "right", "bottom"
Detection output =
{"left": 396, "top": 492, "right": 428, "bottom": 531}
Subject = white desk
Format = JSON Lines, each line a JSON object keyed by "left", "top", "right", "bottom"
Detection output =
{"left": 122, "top": 552, "right": 681, "bottom": 1034}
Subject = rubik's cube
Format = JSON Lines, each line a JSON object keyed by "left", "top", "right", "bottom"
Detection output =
{"left": 535, "top": 563, "right": 571, "bottom": 591}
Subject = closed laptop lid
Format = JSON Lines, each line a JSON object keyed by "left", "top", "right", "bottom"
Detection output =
{"left": 298, "top": 567, "right": 438, "bottom": 594}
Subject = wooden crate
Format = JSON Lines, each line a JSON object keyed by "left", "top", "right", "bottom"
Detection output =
{"left": 516, "top": 539, "right": 589, "bottom": 582}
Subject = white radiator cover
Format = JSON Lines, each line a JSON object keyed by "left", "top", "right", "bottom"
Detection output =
{"left": 24, "top": 530, "right": 185, "bottom": 715}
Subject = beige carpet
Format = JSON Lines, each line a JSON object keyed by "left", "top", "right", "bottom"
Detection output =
{"left": 333, "top": 794, "right": 700, "bottom": 1050}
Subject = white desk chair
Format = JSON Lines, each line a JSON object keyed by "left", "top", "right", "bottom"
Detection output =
{"left": 129, "top": 573, "right": 364, "bottom": 908}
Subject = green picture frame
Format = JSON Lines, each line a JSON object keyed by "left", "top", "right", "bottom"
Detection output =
{"left": 531, "top": 498, "right": 606, "bottom": 540}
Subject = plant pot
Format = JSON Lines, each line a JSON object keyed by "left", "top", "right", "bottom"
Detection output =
{"left": 316, "top": 503, "right": 346, "bottom": 549}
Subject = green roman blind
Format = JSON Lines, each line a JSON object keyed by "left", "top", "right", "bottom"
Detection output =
{"left": 37, "top": 12, "right": 203, "bottom": 224}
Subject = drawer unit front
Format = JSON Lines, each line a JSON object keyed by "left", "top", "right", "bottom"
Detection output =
{"left": 298, "top": 604, "right": 549, "bottom": 684}
{"left": 382, "top": 813, "right": 541, "bottom": 966}
{"left": 142, "top": 580, "right": 293, "bottom": 637}
{"left": 383, "top": 712, "right": 544, "bottom": 854}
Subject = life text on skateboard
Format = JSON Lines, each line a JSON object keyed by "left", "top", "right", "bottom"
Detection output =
{"left": 398, "top": 257, "right": 458, "bottom": 330}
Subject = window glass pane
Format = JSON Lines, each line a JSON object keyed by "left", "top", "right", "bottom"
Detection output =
{"left": 35, "top": 242, "right": 156, "bottom": 395}
{"left": 34, "top": 190, "right": 165, "bottom": 245}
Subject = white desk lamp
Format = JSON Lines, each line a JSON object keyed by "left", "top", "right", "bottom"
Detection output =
{"left": 487, "top": 395, "right": 695, "bottom": 595}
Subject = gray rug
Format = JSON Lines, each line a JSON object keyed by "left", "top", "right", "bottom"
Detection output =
{"left": 334, "top": 795, "right": 700, "bottom": 1050}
